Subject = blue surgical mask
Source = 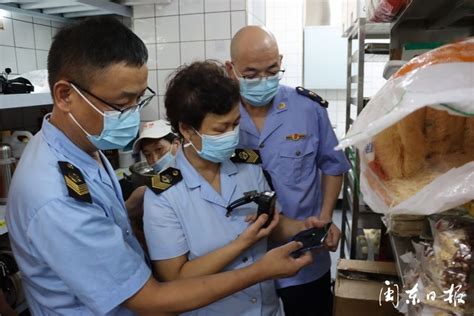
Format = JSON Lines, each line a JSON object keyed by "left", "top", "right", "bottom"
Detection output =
{"left": 186, "top": 126, "right": 240, "bottom": 163}
{"left": 236, "top": 72, "right": 282, "bottom": 107}
{"left": 69, "top": 85, "right": 140, "bottom": 150}
{"left": 151, "top": 149, "right": 174, "bottom": 173}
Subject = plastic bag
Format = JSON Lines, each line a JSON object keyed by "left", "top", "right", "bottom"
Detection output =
{"left": 337, "top": 39, "right": 474, "bottom": 215}
{"left": 11, "top": 69, "right": 49, "bottom": 93}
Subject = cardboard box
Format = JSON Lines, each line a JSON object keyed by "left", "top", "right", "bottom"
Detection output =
{"left": 333, "top": 259, "right": 403, "bottom": 316}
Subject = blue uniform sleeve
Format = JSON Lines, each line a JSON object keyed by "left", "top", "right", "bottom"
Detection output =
{"left": 315, "top": 107, "right": 351, "bottom": 176}
{"left": 143, "top": 188, "right": 189, "bottom": 261}
{"left": 27, "top": 198, "right": 151, "bottom": 315}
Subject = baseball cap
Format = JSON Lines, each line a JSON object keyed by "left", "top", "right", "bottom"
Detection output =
{"left": 132, "top": 119, "right": 174, "bottom": 153}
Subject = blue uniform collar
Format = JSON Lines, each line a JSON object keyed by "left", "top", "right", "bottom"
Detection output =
{"left": 41, "top": 115, "right": 101, "bottom": 179}
{"left": 176, "top": 148, "right": 238, "bottom": 189}
{"left": 175, "top": 148, "right": 239, "bottom": 207}
{"left": 239, "top": 85, "right": 289, "bottom": 144}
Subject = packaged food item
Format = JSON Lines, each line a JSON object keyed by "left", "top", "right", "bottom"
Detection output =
{"left": 417, "top": 216, "right": 474, "bottom": 314}
{"left": 366, "top": 0, "right": 407, "bottom": 22}
{"left": 338, "top": 39, "right": 474, "bottom": 215}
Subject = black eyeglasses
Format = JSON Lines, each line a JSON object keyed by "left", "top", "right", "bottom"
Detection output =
{"left": 70, "top": 82, "right": 156, "bottom": 118}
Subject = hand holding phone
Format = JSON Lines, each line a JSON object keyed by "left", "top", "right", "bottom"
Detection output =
{"left": 290, "top": 222, "right": 332, "bottom": 258}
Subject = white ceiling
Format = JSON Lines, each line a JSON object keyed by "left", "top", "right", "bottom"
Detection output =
{"left": 0, "top": 0, "right": 174, "bottom": 22}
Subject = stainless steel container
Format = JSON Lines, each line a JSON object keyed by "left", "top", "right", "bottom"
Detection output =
{"left": 0, "top": 143, "right": 16, "bottom": 204}
{"left": 128, "top": 161, "right": 154, "bottom": 189}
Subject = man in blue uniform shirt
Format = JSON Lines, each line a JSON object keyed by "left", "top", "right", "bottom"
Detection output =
{"left": 5, "top": 17, "right": 312, "bottom": 315}
{"left": 226, "top": 26, "right": 351, "bottom": 316}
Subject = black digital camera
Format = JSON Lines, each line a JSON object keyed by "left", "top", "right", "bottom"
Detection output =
{"left": 226, "top": 190, "right": 276, "bottom": 228}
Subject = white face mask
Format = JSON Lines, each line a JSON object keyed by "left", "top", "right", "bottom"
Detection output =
{"left": 151, "top": 146, "right": 174, "bottom": 173}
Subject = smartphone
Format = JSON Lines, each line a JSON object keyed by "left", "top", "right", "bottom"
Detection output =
{"left": 290, "top": 222, "right": 332, "bottom": 258}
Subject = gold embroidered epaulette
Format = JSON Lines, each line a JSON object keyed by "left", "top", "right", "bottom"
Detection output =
{"left": 230, "top": 149, "right": 262, "bottom": 164}
{"left": 58, "top": 161, "right": 92, "bottom": 203}
{"left": 147, "top": 167, "right": 182, "bottom": 195}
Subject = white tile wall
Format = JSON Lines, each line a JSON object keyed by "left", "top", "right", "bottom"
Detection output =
{"left": 231, "top": 11, "right": 246, "bottom": 36}
{"left": 205, "top": 12, "right": 230, "bottom": 40}
{"left": 205, "top": 39, "right": 230, "bottom": 61}
{"left": 15, "top": 48, "right": 36, "bottom": 73}
{"left": 146, "top": 44, "right": 157, "bottom": 69}
{"left": 180, "top": 14, "right": 204, "bottom": 41}
{"left": 231, "top": 0, "right": 246, "bottom": 11}
{"left": 266, "top": 0, "right": 303, "bottom": 87}
{"left": 133, "top": 4, "right": 155, "bottom": 18}
{"left": 0, "top": 13, "right": 58, "bottom": 75}
{"left": 13, "top": 20, "right": 34, "bottom": 48}
{"left": 133, "top": 18, "right": 155, "bottom": 44}
{"left": 0, "top": 18, "right": 14, "bottom": 46}
{"left": 205, "top": 0, "right": 230, "bottom": 12}
{"left": 133, "top": 0, "right": 252, "bottom": 120}
{"left": 180, "top": 41, "right": 205, "bottom": 64}
{"left": 156, "top": 1, "right": 179, "bottom": 16}
{"left": 34, "top": 24, "right": 52, "bottom": 50}
{"left": 36, "top": 50, "right": 48, "bottom": 69}
{"left": 0, "top": 45, "right": 17, "bottom": 73}
{"left": 156, "top": 43, "right": 180, "bottom": 69}
{"left": 156, "top": 16, "right": 180, "bottom": 43}
{"left": 180, "top": 0, "right": 204, "bottom": 14}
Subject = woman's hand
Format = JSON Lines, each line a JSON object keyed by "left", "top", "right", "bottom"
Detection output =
{"left": 234, "top": 211, "right": 280, "bottom": 250}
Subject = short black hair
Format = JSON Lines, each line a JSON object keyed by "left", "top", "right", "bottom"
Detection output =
{"left": 47, "top": 16, "right": 147, "bottom": 92}
{"left": 165, "top": 60, "right": 240, "bottom": 137}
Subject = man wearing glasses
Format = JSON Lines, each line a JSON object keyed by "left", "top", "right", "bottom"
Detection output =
{"left": 226, "top": 26, "right": 351, "bottom": 316}
{"left": 6, "top": 17, "right": 312, "bottom": 315}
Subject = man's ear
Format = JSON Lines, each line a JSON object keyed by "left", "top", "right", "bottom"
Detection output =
{"left": 53, "top": 80, "right": 73, "bottom": 113}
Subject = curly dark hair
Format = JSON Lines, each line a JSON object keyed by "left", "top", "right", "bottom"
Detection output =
{"left": 164, "top": 60, "right": 240, "bottom": 137}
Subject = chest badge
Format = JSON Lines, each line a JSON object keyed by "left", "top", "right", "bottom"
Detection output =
{"left": 278, "top": 102, "right": 286, "bottom": 110}
{"left": 286, "top": 133, "right": 306, "bottom": 141}
{"left": 58, "top": 161, "right": 92, "bottom": 203}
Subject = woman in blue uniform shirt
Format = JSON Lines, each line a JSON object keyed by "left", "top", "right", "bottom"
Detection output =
{"left": 143, "top": 61, "right": 326, "bottom": 316}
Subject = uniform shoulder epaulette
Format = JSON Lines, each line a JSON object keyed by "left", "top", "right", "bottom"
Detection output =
{"left": 230, "top": 149, "right": 262, "bottom": 164}
{"left": 147, "top": 167, "right": 183, "bottom": 195}
{"left": 296, "top": 86, "right": 329, "bottom": 108}
{"left": 58, "top": 161, "right": 92, "bottom": 203}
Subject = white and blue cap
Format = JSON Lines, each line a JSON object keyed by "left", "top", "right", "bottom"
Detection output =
{"left": 132, "top": 119, "right": 173, "bottom": 153}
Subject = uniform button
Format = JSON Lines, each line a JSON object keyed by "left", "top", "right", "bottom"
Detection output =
{"left": 242, "top": 256, "right": 248, "bottom": 263}
{"left": 250, "top": 298, "right": 257, "bottom": 304}
{"left": 259, "top": 143, "right": 265, "bottom": 149}
{"left": 125, "top": 229, "right": 130, "bottom": 235}
{"left": 295, "top": 150, "right": 301, "bottom": 156}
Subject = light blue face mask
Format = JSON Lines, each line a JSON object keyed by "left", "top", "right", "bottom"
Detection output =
{"left": 186, "top": 126, "right": 240, "bottom": 163}
{"left": 69, "top": 85, "right": 140, "bottom": 150}
{"left": 236, "top": 72, "right": 282, "bottom": 107}
{"left": 151, "top": 149, "right": 174, "bottom": 173}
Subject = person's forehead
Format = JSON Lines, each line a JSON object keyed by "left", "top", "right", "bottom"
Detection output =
{"left": 91, "top": 63, "right": 148, "bottom": 95}
{"left": 236, "top": 48, "right": 280, "bottom": 69}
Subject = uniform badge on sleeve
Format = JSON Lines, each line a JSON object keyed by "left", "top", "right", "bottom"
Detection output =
{"left": 147, "top": 167, "right": 183, "bottom": 195}
{"left": 296, "top": 86, "right": 329, "bottom": 108}
{"left": 230, "top": 149, "right": 262, "bottom": 164}
{"left": 58, "top": 161, "right": 92, "bottom": 203}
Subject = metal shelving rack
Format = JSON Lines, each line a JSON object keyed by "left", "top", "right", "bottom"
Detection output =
{"left": 339, "top": 18, "right": 390, "bottom": 259}
{"left": 339, "top": 0, "right": 474, "bottom": 260}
